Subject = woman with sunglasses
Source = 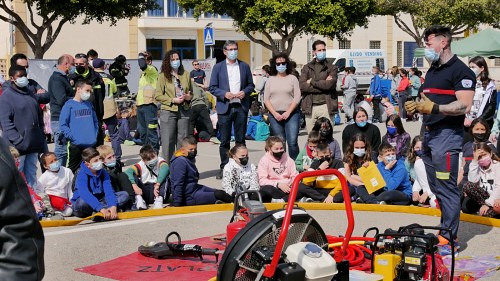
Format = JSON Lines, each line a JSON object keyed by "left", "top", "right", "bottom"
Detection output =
{"left": 263, "top": 52, "right": 301, "bottom": 160}
{"left": 155, "top": 50, "right": 192, "bottom": 164}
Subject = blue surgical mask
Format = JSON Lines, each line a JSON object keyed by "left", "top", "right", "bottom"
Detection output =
{"left": 91, "top": 161, "right": 103, "bottom": 171}
{"left": 48, "top": 162, "right": 60, "bottom": 172}
{"left": 227, "top": 50, "right": 238, "bottom": 60}
{"left": 387, "top": 127, "right": 397, "bottom": 135}
{"left": 15, "top": 76, "right": 29, "bottom": 88}
{"left": 81, "top": 91, "right": 91, "bottom": 101}
{"left": 316, "top": 51, "right": 326, "bottom": 61}
{"left": 276, "top": 64, "right": 287, "bottom": 73}
{"left": 105, "top": 160, "right": 116, "bottom": 168}
{"left": 170, "top": 60, "right": 180, "bottom": 69}
{"left": 384, "top": 155, "right": 396, "bottom": 163}
{"left": 424, "top": 48, "right": 440, "bottom": 64}
{"left": 356, "top": 121, "right": 367, "bottom": 128}
{"left": 147, "top": 157, "right": 158, "bottom": 168}
{"left": 353, "top": 148, "right": 366, "bottom": 157}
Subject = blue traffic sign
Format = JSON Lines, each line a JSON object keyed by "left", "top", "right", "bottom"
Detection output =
{"left": 204, "top": 27, "right": 214, "bottom": 46}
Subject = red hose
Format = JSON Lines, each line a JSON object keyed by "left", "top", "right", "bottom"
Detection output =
{"left": 326, "top": 235, "right": 375, "bottom": 272}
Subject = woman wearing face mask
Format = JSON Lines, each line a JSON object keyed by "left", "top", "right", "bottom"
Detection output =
{"left": 343, "top": 133, "right": 372, "bottom": 201}
{"left": 257, "top": 136, "right": 300, "bottom": 203}
{"left": 0, "top": 65, "right": 49, "bottom": 189}
{"left": 462, "top": 143, "right": 500, "bottom": 217}
{"left": 155, "top": 49, "right": 192, "bottom": 164}
{"left": 405, "top": 136, "right": 437, "bottom": 208}
{"left": 382, "top": 114, "right": 411, "bottom": 160}
{"left": 465, "top": 56, "right": 496, "bottom": 131}
{"left": 458, "top": 118, "right": 497, "bottom": 189}
{"left": 342, "top": 107, "right": 381, "bottom": 161}
{"left": 311, "top": 117, "right": 342, "bottom": 160}
{"left": 222, "top": 144, "right": 260, "bottom": 200}
{"left": 264, "top": 52, "right": 302, "bottom": 160}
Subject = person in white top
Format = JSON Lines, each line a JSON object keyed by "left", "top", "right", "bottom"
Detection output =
{"left": 405, "top": 136, "right": 437, "bottom": 208}
{"left": 37, "top": 152, "right": 74, "bottom": 216}
{"left": 222, "top": 144, "right": 260, "bottom": 199}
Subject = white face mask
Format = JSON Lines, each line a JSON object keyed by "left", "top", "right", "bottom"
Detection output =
{"left": 81, "top": 91, "right": 91, "bottom": 101}
{"left": 470, "top": 68, "right": 481, "bottom": 78}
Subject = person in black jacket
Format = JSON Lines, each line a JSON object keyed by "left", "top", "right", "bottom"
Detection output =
{"left": 109, "top": 55, "right": 130, "bottom": 97}
{"left": 69, "top": 53, "right": 106, "bottom": 146}
{"left": 342, "top": 107, "right": 382, "bottom": 161}
{"left": 0, "top": 136, "right": 45, "bottom": 280}
{"left": 48, "top": 54, "right": 75, "bottom": 167}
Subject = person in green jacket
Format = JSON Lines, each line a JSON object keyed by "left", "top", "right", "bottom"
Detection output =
{"left": 295, "top": 131, "right": 320, "bottom": 172}
{"left": 155, "top": 50, "right": 192, "bottom": 164}
{"left": 136, "top": 51, "right": 159, "bottom": 151}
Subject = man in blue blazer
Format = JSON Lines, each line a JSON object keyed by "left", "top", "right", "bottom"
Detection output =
{"left": 209, "top": 40, "right": 255, "bottom": 179}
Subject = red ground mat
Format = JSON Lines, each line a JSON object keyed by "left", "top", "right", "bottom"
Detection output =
{"left": 75, "top": 235, "right": 225, "bottom": 281}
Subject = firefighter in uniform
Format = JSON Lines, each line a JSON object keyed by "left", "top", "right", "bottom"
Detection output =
{"left": 405, "top": 25, "right": 475, "bottom": 256}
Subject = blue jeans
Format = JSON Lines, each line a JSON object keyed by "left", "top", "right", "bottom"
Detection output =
{"left": 18, "top": 152, "right": 39, "bottom": 189}
{"left": 268, "top": 109, "right": 300, "bottom": 160}
{"left": 218, "top": 103, "right": 247, "bottom": 169}
{"left": 422, "top": 126, "right": 463, "bottom": 241}
{"left": 72, "top": 191, "right": 130, "bottom": 218}
{"left": 137, "top": 104, "right": 159, "bottom": 151}
{"left": 104, "top": 116, "right": 122, "bottom": 161}
{"left": 51, "top": 121, "right": 67, "bottom": 167}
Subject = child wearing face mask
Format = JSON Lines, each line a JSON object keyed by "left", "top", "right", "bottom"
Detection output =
{"left": 311, "top": 117, "right": 342, "bottom": 161}
{"left": 382, "top": 114, "right": 411, "bottom": 160}
{"left": 405, "top": 136, "right": 437, "bottom": 208}
{"left": 170, "top": 136, "right": 232, "bottom": 206}
{"left": 37, "top": 152, "right": 74, "bottom": 216}
{"left": 458, "top": 118, "right": 497, "bottom": 188}
{"left": 343, "top": 133, "right": 372, "bottom": 202}
{"left": 125, "top": 144, "right": 170, "bottom": 210}
{"left": 356, "top": 143, "right": 412, "bottom": 205}
{"left": 462, "top": 143, "right": 500, "bottom": 217}
{"left": 342, "top": 107, "right": 381, "bottom": 161}
{"left": 298, "top": 143, "right": 352, "bottom": 203}
{"left": 295, "top": 131, "right": 320, "bottom": 172}
{"left": 258, "top": 136, "right": 299, "bottom": 203}
{"left": 222, "top": 144, "right": 260, "bottom": 199}
{"left": 71, "top": 147, "right": 130, "bottom": 219}
{"left": 59, "top": 80, "right": 99, "bottom": 173}
{"left": 97, "top": 145, "right": 136, "bottom": 206}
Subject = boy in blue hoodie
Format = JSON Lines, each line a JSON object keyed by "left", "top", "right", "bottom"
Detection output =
{"left": 356, "top": 143, "right": 412, "bottom": 205}
{"left": 170, "top": 136, "right": 232, "bottom": 206}
{"left": 59, "top": 80, "right": 99, "bottom": 173}
{"left": 245, "top": 101, "right": 269, "bottom": 141}
{"left": 71, "top": 147, "right": 129, "bottom": 219}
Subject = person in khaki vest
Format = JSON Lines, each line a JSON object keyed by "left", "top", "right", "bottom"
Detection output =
{"left": 136, "top": 51, "right": 160, "bottom": 151}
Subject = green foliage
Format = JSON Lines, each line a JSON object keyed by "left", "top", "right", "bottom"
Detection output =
{"left": 177, "top": 0, "right": 377, "bottom": 54}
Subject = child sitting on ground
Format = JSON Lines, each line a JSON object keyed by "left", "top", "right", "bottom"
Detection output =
{"left": 298, "top": 143, "right": 353, "bottom": 203}
{"left": 71, "top": 147, "right": 130, "bottom": 219}
{"left": 295, "top": 131, "right": 320, "bottom": 172}
{"left": 356, "top": 143, "right": 412, "bottom": 205}
{"left": 245, "top": 101, "right": 269, "bottom": 141}
{"left": 222, "top": 144, "right": 260, "bottom": 199}
{"left": 37, "top": 152, "right": 74, "bottom": 216}
{"left": 343, "top": 133, "right": 372, "bottom": 202}
{"left": 97, "top": 145, "right": 136, "bottom": 205}
{"left": 258, "top": 136, "right": 300, "bottom": 203}
{"left": 405, "top": 136, "right": 437, "bottom": 208}
{"left": 9, "top": 146, "right": 62, "bottom": 220}
{"left": 125, "top": 144, "right": 170, "bottom": 209}
{"left": 382, "top": 114, "right": 411, "bottom": 160}
{"left": 311, "top": 117, "right": 342, "bottom": 160}
{"left": 462, "top": 143, "right": 500, "bottom": 217}
{"left": 170, "top": 136, "right": 232, "bottom": 206}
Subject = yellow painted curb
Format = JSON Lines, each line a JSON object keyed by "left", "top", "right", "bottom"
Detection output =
{"left": 40, "top": 203, "right": 500, "bottom": 228}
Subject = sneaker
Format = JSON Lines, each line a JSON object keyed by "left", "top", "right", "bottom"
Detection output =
{"left": 153, "top": 196, "right": 163, "bottom": 209}
{"left": 214, "top": 200, "right": 224, "bottom": 204}
{"left": 61, "top": 206, "right": 73, "bottom": 217}
{"left": 379, "top": 201, "right": 387, "bottom": 205}
{"left": 135, "top": 195, "right": 147, "bottom": 210}
{"left": 299, "top": 197, "right": 314, "bottom": 203}
{"left": 44, "top": 212, "right": 65, "bottom": 221}
{"left": 215, "top": 169, "right": 223, "bottom": 180}
{"left": 437, "top": 243, "right": 459, "bottom": 257}
{"left": 210, "top": 137, "right": 221, "bottom": 144}
{"left": 271, "top": 198, "right": 285, "bottom": 203}
{"left": 124, "top": 140, "right": 136, "bottom": 146}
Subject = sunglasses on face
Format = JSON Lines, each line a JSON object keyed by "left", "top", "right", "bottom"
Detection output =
{"left": 193, "top": 63, "right": 199, "bottom": 66}
{"left": 75, "top": 53, "right": 87, "bottom": 59}
{"left": 276, "top": 62, "right": 287, "bottom": 66}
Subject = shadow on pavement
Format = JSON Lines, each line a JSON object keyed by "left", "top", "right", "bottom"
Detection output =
{"left": 200, "top": 169, "right": 220, "bottom": 180}
{"left": 458, "top": 222, "right": 492, "bottom": 251}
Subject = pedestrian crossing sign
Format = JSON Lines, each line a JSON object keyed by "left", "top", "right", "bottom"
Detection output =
{"left": 204, "top": 27, "right": 214, "bottom": 46}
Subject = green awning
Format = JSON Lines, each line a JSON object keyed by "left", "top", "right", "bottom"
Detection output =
{"left": 414, "top": 48, "right": 425, "bottom": 58}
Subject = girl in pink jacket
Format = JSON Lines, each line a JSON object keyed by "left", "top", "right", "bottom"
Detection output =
{"left": 258, "top": 136, "right": 300, "bottom": 202}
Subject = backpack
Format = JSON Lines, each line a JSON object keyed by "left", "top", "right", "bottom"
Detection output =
{"left": 249, "top": 119, "right": 270, "bottom": 141}
{"left": 380, "top": 79, "right": 392, "bottom": 98}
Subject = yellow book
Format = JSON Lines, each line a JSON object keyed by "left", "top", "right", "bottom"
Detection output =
{"left": 357, "top": 161, "right": 386, "bottom": 194}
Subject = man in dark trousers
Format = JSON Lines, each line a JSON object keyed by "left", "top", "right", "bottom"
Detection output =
{"left": 209, "top": 40, "right": 255, "bottom": 179}
{"left": 0, "top": 136, "right": 45, "bottom": 280}
{"left": 405, "top": 25, "right": 475, "bottom": 256}
{"left": 69, "top": 53, "right": 106, "bottom": 146}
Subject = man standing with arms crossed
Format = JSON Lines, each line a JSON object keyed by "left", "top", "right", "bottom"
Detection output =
{"left": 405, "top": 25, "right": 475, "bottom": 256}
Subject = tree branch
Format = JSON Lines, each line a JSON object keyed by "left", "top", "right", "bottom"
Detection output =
{"left": 43, "top": 18, "right": 68, "bottom": 53}
{"left": 244, "top": 31, "right": 274, "bottom": 52}
{"left": 26, "top": 3, "right": 40, "bottom": 29}
{"left": 394, "top": 15, "right": 420, "bottom": 43}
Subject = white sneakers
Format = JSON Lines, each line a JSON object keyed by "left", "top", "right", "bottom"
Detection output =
{"left": 135, "top": 195, "right": 147, "bottom": 210}
{"left": 299, "top": 197, "right": 314, "bottom": 203}
{"left": 271, "top": 198, "right": 285, "bottom": 203}
{"left": 153, "top": 196, "right": 163, "bottom": 209}
{"left": 61, "top": 206, "right": 73, "bottom": 217}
